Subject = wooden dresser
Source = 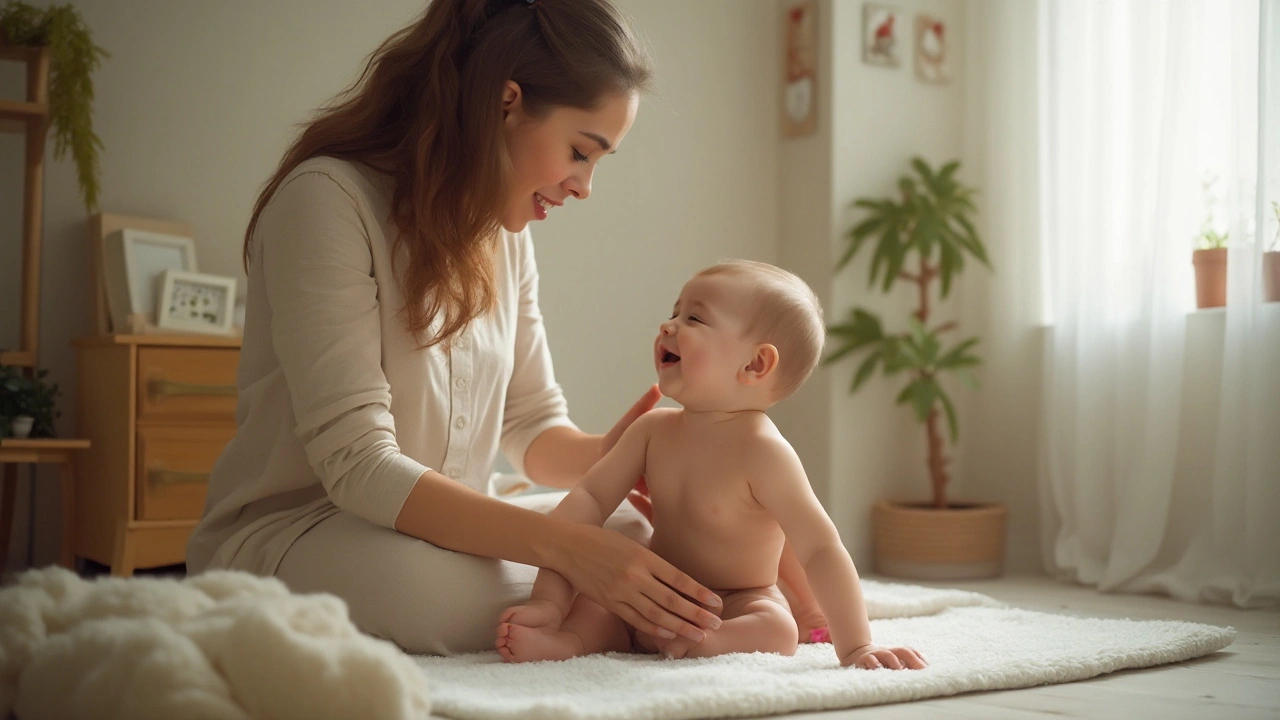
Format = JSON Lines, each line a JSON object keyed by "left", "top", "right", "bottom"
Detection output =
{"left": 73, "top": 333, "right": 240, "bottom": 576}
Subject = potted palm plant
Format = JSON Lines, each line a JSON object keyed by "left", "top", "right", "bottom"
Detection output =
{"left": 825, "top": 157, "right": 1006, "bottom": 580}
{"left": 1, "top": 0, "right": 108, "bottom": 211}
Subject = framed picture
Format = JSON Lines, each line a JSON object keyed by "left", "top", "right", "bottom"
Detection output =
{"left": 102, "top": 228, "right": 198, "bottom": 332}
{"left": 862, "top": 3, "right": 901, "bottom": 68}
{"left": 156, "top": 269, "right": 237, "bottom": 335}
{"left": 782, "top": 0, "right": 818, "bottom": 138}
{"left": 915, "top": 15, "right": 950, "bottom": 84}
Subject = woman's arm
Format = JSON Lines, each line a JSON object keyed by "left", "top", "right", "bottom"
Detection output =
{"left": 521, "top": 426, "right": 603, "bottom": 489}
{"left": 522, "top": 385, "right": 662, "bottom": 488}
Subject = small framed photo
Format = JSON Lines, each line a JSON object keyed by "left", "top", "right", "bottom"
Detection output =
{"left": 862, "top": 3, "right": 901, "bottom": 68}
{"left": 915, "top": 15, "right": 950, "bottom": 84}
{"left": 102, "top": 229, "right": 198, "bottom": 331}
{"left": 156, "top": 270, "right": 237, "bottom": 335}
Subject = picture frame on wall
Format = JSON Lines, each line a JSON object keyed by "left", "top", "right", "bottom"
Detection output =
{"left": 915, "top": 14, "right": 950, "bottom": 84}
{"left": 782, "top": 0, "right": 818, "bottom": 138}
{"left": 156, "top": 269, "right": 237, "bottom": 335}
{"left": 102, "top": 228, "right": 198, "bottom": 333}
{"left": 862, "top": 3, "right": 901, "bottom": 68}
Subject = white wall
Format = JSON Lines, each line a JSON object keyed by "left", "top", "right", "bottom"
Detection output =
{"left": 1, "top": 0, "right": 780, "bottom": 570}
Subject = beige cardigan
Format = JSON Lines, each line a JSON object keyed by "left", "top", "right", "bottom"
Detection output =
{"left": 186, "top": 157, "right": 576, "bottom": 575}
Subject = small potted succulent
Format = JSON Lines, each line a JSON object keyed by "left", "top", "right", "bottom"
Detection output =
{"left": 825, "top": 157, "right": 1005, "bottom": 580}
{"left": 1, "top": 365, "right": 61, "bottom": 439}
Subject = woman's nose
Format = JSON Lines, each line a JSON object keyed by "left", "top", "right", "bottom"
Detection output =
{"left": 563, "top": 167, "right": 593, "bottom": 200}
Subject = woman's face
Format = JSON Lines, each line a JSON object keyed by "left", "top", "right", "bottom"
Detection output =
{"left": 501, "top": 84, "right": 639, "bottom": 233}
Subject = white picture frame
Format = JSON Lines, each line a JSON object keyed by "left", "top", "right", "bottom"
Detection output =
{"left": 102, "top": 229, "right": 198, "bottom": 331}
{"left": 156, "top": 269, "right": 237, "bottom": 335}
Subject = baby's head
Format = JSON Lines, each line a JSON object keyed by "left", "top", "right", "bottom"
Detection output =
{"left": 654, "top": 260, "right": 824, "bottom": 411}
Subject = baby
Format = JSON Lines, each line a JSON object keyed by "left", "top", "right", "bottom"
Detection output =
{"left": 495, "top": 260, "right": 926, "bottom": 670}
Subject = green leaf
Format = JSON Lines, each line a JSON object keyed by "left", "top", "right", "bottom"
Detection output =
{"left": 851, "top": 349, "right": 882, "bottom": 392}
{"left": 937, "top": 337, "right": 981, "bottom": 369}
{"left": 937, "top": 386, "right": 959, "bottom": 442}
{"left": 896, "top": 377, "right": 938, "bottom": 423}
{"left": 952, "top": 213, "right": 991, "bottom": 267}
{"left": 956, "top": 369, "right": 979, "bottom": 389}
{"left": 938, "top": 160, "right": 960, "bottom": 183}
{"left": 868, "top": 226, "right": 903, "bottom": 289}
{"left": 920, "top": 330, "right": 942, "bottom": 365}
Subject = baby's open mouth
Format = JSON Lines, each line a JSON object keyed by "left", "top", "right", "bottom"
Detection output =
{"left": 661, "top": 350, "right": 681, "bottom": 365}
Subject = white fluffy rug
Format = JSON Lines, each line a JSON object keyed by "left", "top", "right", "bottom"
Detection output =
{"left": 0, "top": 570, "right": 1234, "bottom": 720}
{"left": 415, "top": 579, "right": 1236, "bottom": 720}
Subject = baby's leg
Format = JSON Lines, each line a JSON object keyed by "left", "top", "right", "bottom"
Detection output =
{"left": 657, "top": 586, "right": 798, "bottom": 660}
{"left": 497, "top": 595, "right": 630, "bottom": 663}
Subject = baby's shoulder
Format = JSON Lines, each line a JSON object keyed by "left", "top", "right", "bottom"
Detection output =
{"left": 734, "top": 420, "right": 803, "bottom": 476}
{"left": 636, "top": 406, "right": 682, "bottom": 435}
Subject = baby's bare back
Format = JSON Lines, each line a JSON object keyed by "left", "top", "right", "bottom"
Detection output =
{"left": 643, "top": 412, "right": 786, "bottom": 592}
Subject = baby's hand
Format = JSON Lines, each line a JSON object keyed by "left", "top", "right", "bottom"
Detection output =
{"left": 499, "top": 599, "right": 564, "bottom": 631}
{"left": 840, "top": 643, "right": 928, "bottom": 670}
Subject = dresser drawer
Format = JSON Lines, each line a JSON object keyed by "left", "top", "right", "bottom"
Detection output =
{"left": 135, "top": 424, "right": 235, "bottom": 521}
{"left": 137, "top": 347, "right": 238, "bottom": 423}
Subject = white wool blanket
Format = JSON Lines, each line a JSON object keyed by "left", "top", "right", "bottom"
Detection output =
{"left": 0, "top": 569, "right": 1234, "bottom": 720}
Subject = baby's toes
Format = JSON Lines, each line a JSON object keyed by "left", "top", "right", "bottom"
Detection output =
{"left": 659, "top": 636, "right": 696, "bottom": 660}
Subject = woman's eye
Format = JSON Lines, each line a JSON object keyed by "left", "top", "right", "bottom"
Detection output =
{"left": 572, "top": 148, "right": 589, "bottom": 164}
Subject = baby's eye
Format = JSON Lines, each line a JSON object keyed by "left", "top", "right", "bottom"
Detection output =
{"left": 688, "top": 316, "right": 703, "bottom": 324}
{"left": 572, "top": 148, "right": 589, "bottom": 164}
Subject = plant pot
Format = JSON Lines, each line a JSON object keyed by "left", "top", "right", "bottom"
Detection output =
{"left": 872, "top": 499, "right": 1008, "bottom": 580}
{"left": 10, "top": 415, "right": 35, "bottom": 439}
{"left": 1264, "top": 251, "right": 1280, "bottom": 303}
{"left": 1193, "top": 248, "right": 1228, "bottom": 309}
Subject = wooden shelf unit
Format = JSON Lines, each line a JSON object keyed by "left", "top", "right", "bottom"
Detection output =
{"left": 0, "top": 43, "right": 49, "bottom": 369}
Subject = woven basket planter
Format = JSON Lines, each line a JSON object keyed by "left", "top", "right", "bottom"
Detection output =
{"left": 872, "top": 499, "right": 1008, "bottom": 580}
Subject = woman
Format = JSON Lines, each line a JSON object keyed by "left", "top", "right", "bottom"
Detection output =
{"left": 186, "top": 0, "right": 723, "bottom": 655}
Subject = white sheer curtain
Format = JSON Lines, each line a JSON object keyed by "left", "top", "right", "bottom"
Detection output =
{"left": 1038, "top": 0, "right": 1278, "bottom": 608}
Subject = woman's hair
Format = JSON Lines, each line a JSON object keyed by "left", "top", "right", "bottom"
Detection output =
{"left": 244, "top": 0, "right": 652, "bottom": 348}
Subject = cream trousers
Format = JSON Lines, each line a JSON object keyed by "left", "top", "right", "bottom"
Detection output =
{"left": 272, "top": 491, "right": 651, "bottom": 655}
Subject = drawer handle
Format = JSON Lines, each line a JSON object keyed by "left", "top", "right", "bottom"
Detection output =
{"left": 150, "top": 379, "right": 236, "bottom": 398}
{"left": 149, "top": 469, "right": 210, "bottom": 486}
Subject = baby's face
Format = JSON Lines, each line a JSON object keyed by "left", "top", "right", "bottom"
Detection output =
{"left": 654, "top": 273, "right": 759, "bottom": 409}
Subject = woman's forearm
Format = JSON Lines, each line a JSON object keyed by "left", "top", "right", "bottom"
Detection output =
{"left": 522, "top": 426, "right": 603, "bottom": 488}
{"left": 393, "top": 468, "right": 575, "bottom": 569}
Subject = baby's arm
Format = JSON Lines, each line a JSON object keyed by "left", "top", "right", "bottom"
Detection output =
{"left": 527, "top": 411, "right": 658, "bottom": 618}
{"left": 748, "top": 438, "right": 925, "bottom": 669}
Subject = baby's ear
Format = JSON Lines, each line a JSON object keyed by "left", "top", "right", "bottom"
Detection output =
{"left": 740, "top": 344, "right": 780, "bottom": 386}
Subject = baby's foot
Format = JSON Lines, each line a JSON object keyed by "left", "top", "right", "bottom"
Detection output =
{"left": 496, "top": 622, "right": 585, "bottom": 663}
{"left": 790, "top": 600, "right": 829, "bottom": 644}
{"left": 499, "top": 601, "right": 562, "bottom": 630}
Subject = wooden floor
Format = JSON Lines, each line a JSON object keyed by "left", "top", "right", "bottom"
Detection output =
{"left": 765, "top": 575, "right": 1280, "bottom": 720}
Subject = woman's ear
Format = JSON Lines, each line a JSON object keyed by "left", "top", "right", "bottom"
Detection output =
{"left": 739, "top": 344, "right": 780, "bottom": 386}
{"left": 502, "top": 80, "right": 524, "bottom": 123}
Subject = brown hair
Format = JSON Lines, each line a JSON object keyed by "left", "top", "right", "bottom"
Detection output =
{"left": 696, "top": 260, "right": 825, "bottom": 401}
{"left": 243, "top": 0, "right": 652, "bottom": 348}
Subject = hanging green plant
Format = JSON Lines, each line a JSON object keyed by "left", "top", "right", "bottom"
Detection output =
{"left": 1, "top": 0, "right": 107, "bottom": 212}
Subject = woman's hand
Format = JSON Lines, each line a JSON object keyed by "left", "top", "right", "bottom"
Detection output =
{"left": 552, "top": 522, "right": 723, "bottom": 643}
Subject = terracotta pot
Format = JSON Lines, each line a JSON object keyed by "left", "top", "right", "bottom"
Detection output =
{"left": 1264, "top": 251, "right": 1280, "bottom": 303}
{"left": 872, "top": 499, "right": 1008, "bottom": 580}
{"left": 1193, "top": 248, "right": 1228, "bottom": 309}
